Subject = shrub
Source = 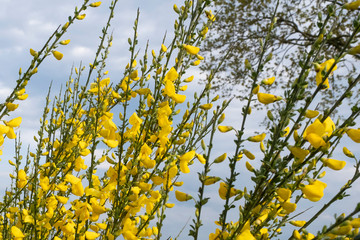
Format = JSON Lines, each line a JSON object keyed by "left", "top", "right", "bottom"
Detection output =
{"left": 1, "top": 0, "right": 360, "bottom": 239}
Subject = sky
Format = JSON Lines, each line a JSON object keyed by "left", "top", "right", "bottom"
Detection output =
{"left": 1, "top": 0, "right": 360, "bottom": 239}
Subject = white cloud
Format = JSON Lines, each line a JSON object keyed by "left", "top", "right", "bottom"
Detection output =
{"left": 70, "top": 46, "right": 94, "bottom": 59}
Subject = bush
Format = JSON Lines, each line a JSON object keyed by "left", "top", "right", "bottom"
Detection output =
{"left": 1, "top": 0, "right": 360, "bottom": 239}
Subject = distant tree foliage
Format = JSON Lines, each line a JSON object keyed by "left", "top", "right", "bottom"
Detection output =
{"left": 201, "top": 0, "right": 360, "bottom": 111}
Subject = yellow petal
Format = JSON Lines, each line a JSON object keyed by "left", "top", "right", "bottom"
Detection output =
{"left": 183, "top": 44, "right": 200, "bottom": 55}
{"left": 351, "top": 218, "right": 360, "bottom": 228}
{"left": 218, "top": 182, "right": 236, "bottom": 200}
{"left": 11, "top": 226, "right": 25, "bottom": 238}
{"left": 261, "top": 76, "right": 275, "bottom": 85}
{"left": 172, "top": 93, "right": 186, "bottom": 103}
{"left": 346, "top": 128, "right": 360, "bottom": 143}
{"left": 30, "top": 48, "right": 37, "bottom": 57}
{"left": 248, "top": 133, "right": 266, "bottom": 142}
{"left": 89, "top": 1, "right": 102, "bottom": 7}
{"left": 304, "top": 119, "right": 325, "bottom": 138}
{"left": 85, "top": 231, "right": 100, "bottom": 239}
{"left": 305, "top": 110, "right": 319, "bottom": 118}
{"left": 288, "top": 146, "right": 309, "bottom": 162}
{"left": 214, "top": 153, "right": 227, "bottom": 163}
{"left": 52, "top": 51, "right": 63, "bottom": 60}
{"left": 281, "top": 201, "right": 297, "bottom": 213}
{"left": 331, "top": 225, "right": 352, "bottom": 235}
{"left": 305, "top": 133, "right": 326, "bottom": 148}
{"left": 180, "top": 160, "right": 190, "bottom": 173}
{"left": 322, "top": 158, "right": 346, "bottom": 170}
{"left": 60, "top": 39, "right": 71, "bottom": 45}
{"left": 180, "top": 150, "right": 196, "bottom": 162}
{"left": 344, "top": 0, "right": 360, "bottom": 10}
{"left": 276, "top": 188, "right": 291, "bottom": 201}
{"left": 301, "top": 181, "right": 326, "bottom": 202}
{"left": 218, "top": 125, "right": 233, "bottom": 133}
{"left": 246, "top": 161, "right": 255, "bottom": 172}
{"left": 257, "top": 92, "right": 281, "bottom": 105}
{"left": 199, "top": 103, "right": 213, "bottom": 110}
{"left": 5, "top": 117, "right": 22, "bottom": 128}
{"left": 76, "top": 14, "right": 86, "bottom": 20}
{"left": 175, "top": 190, "right": 192, "bottom": 201}
{"left": 203, "top": 176, "right": 220, "bottom": 185}
{"left": 196, "top": 153, "right": 206, "bottom": 164}
{"left": 6, "top": 102, "right": 19, "bottom": 111}
{"left": 290, "top": 220, "right": 306, "bottom": 227}
{"left": 243, "top": 149, "right": 255, "bottom": 160}
{"left": 343, "top": 147, "right": 354, "bottom": 158}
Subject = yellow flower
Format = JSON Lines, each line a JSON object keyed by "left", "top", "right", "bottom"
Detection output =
{"left": 89, "top": 1, "right": 102, "bottom": 7}
{"left": 161, "top": 44, "right": 167, "bottom": 52}
{"left": 175, "top": 190, "right": 192, "bottom": 201}
{"left": 293, "top": 230, "right": 301, "bottom": 239}
{"left": 305, "top": 110, "right": 319, "bottom": 118}
{"left": 196, "top": 153, "right": 206, "bottom": 164}
{"left": 163, "top": 68, "right": 186, "bottom": 103}
{"left": 30, "top": 48, "right": 37, "bottom": 57}
{"left": 165, "top": 203, "right": 175, "bottom": 208}
{"left": 192, "top": 59, "right": 201, "bottom": 66}
{"left": 5, "top": 102, "right": 19, "bottom": 111}
{"left": 218, "top": 125, "right": 233, "bottom": 133}
{"left": 321, "top": 158, "right": 346, "bottom": 170}
{"left": 214, "top": 153, "right": 227, "bottom": 163}
{"left": 331, "top": 225, "right": 352, "bottom": 235}
{"left": 261, "top": 76, "right": 275, "bottom": 85}
{"left": 243, "top": 149, "right": 255, "bottom": 160}
{"left": 281, "top": 201, "right": 297, "bottom": 213}
{"left": 218, "top": 182, "right": 237, "bottom": 200}
{"left": 199, "top": 103, "right": 213, "bottom": 110}
{"left": 183, "top": 44, "right": 200, "bottom": 55}
{"left": 305, "top": 133, "right": 326, "bottom": 148}
{"left": 344, "top": 0, "right": 360, "bottom": 10}
{"left": 55, "top": 195, "right": 69, "bottom": 204}
{"left": 252, "top": 84, "right": 259, "bottom": 94}
{"left": 303, "top": 118, "right": 335, "bottom": 148}
{"left": 52, "top": 51, "right": 63, "bottom": 60}
{"left": 248, "top": 133, "right": 266, "bottom": 142}
{"left": 257, "top": 92, "right": 282, "bottom": 104}
{"left": 276, "top": 188, "right": 291, "bottom": 201}
{"left": 203, "top": 176, "right": 220, "bottom": 185}
{"left": 184, "top": 76, "right": 194, "bottom": 82}
{"left": 60, "top": 39, "right": 71, "bottom": 45}
{"left": 17, "top": 169, "right": 27, "bottom": 188}
{"left": 5, "top": 117, "right": 22, "bottom": 128}
{"left": 288, "top": 146, "right": 309, "bottom": 162}
{"left": 205, "top": 10, "right": 216, "bottom": 21}
{"left": 343, "top": 147, "right": 354, "bottom": 158}
{"left": 246, "top": 161, "right": 255, "bottom": 172}
{"left": 18, "top": 93, "right": 29, "bottom": 100}
{"left": 346, "top": 128, "right": 360, "bottom": 143}
{"left": 11, "top": 226, "right": 25, "bottom": 238}
{"left": 301, "top": 180, "right": 327, "bottom": 202}
{"left": 85, "top": 231, "right": 100, "bottom": 239}
{"left": 179, "top": 150, "right": 196, "bottom": 173}
{"left": 351, "top": 218, "right": 360, "bottom": 228}
{"left": 315, "top": 59, "right": 337, "bottom": 89}
{"left": 290, "top": 220, "right": 306, "bottom": 227}
{"left": 76, "top": 14, "right": 86, "bottom": 20}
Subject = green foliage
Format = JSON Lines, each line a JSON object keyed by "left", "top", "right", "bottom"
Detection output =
{"left": 1, "top": 0, "right": 360, "bottom": 239}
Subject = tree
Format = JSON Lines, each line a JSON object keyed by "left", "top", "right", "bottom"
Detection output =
{"left": 201, "top": 0, "right": 360, "bottom": 112}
